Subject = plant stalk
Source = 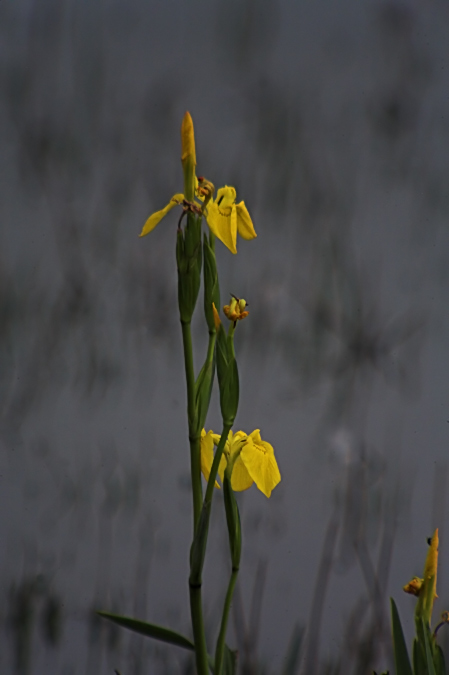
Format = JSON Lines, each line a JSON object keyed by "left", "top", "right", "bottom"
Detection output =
{"left": 181, "top": 320, "right": 203, "bottom": 531}
{"left": 215, "top": 568, "right": 239, "bottom": 674}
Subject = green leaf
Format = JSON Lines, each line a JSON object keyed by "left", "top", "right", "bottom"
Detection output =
{"left": 97, "top": 611, "right": 194, "bottom": 651}
{"left": 390, "top": 599, "right": 412, "bottom": 675}
{"left": 177, "top": 215, "right": 202, "bottom": 323}
{"left": 413, "top": 637, "right": 427, "bottom": 675}
{"left": 281, "top": 623, "right": 303, "bottom": 675}
{"left": 222, "top": 644, "right": 238, "bottom": 675}
{"left": 422, "top": 619, "right": 437, "bottom": 675}
{"left": 434, "top": 645, "right": 446, "bottom": 675}
{"left": 203, "top": 235, "right": 220, "bottom": 333}
{"left": 223, "top": 474, "right": 241, "bottom": 568}
{"left": 195, "top": 354, "right": 215, "bottom": 433}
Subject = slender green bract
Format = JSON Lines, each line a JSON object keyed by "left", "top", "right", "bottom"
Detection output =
{"left": 97, "top": 612, "right": 195, "bottom": 651}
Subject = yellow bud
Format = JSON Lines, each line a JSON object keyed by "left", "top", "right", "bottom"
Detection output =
{"left": 212, "top": 303, "right": 221, "bottom": 332}
{"left": 403, "top": 577, "right": 423, "bottom": 597}
{"left": 181, "top": 111, "right": 196, "bottom": 167}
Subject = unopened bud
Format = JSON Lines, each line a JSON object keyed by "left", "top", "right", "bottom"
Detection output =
{"left": 212, "top": 303, "right": 222, "bottom": 332}
{"left": 181, "top": 112, "right": 196, "bottom": 202}
{"left": 403, "top": 577, "right": 423, "bottom": 597}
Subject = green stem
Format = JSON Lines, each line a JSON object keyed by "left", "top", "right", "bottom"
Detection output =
{"left": 215, "top": 568, "right": 239, "bottom": 674}
{"left": 189, "top": 583, "right": 210, "bottom": 675}
{"left": 181, "top": 320, "right": 210, "bottom": 674}
{"left": 181, "top": 320, "right": 202, "bottom": 531}
{"left": 204, "top": 423, "right": 232, "bottom": 507}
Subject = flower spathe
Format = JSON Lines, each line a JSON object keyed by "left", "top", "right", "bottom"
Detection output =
{"left": 200, "top": 428, "right": 281, "bottom": 498}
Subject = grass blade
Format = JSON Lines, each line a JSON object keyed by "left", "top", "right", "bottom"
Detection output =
{"left": 390, "top": 598, "right": 412, "bottom": 675}
{"left": 97, "top": 611, "right": 194, "bottom": 651}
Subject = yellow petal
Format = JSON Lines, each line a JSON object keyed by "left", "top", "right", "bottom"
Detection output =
{"left": 200, "top": 429, "right": 225, "bottom": 487}
{"left": 230, "top": 455, "right": 254, "bottom": 491}
{"left": 205, "top": 202, "right": 237, "bottom": 254}
{"left": 236, "top": 202, "right": 257, "bottom": 241}
{"left": 228, "top": 430, "right": 248, "bottom": 454}
{"left": 216, "top": 186, "right": 236, "bottom": 208}
{"left": 139, "top": 194, "right": 184, "bottom": 237}
{"left": 240, "top": 430, "right": 281, "bottom": 498}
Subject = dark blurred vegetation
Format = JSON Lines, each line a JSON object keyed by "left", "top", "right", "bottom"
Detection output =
{"left": 0, "top": 0, "right": 448, "bottom": 673}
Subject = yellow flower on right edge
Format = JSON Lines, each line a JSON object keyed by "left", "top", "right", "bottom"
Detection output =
{"left": 200, "top": 428, "right": 281, "bottom": 498}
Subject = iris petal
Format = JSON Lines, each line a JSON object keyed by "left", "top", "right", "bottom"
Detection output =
{"left": 240, "top": 431, "right": 281, "bottom": 498}
{"left": 230, "top": 455, "right": 254, "bottom": 491}
{"left": 200, "top": 430, "right": 225, "bottom": 487}
{"left": 236, "top": 202, "right": 257, "bottom": 241}
{"left": 205, "top": 202, "right": 237, "bottom": 254}
{"left": 216, "top": 186, "right": 236, "bottom": 208}
{"left": 139, "top": 193, "right": 184, "bottom": 237}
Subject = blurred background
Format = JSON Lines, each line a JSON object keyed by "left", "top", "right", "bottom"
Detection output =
{"left": 0, "top": 0, "right": 448, "bottom": 673}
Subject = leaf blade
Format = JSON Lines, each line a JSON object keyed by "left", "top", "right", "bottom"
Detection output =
{"left": 390, "top": 598, "right": 413, "bottom": 675}
{"left": 97, "top": 611, "right": 194, "bottom": 651}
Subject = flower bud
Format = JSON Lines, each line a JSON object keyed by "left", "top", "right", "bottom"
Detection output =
{"left": 181, "top": 112, "right": 196, "bottom": 202}
{"left": 223, "top": 296, "right": 249, "bottom": 322}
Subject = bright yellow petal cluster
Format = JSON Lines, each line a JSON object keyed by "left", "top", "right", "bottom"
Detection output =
{"left": 200, "top": 428, "right": 281, "bottom": 498}
{"left": 204, "top": 186, "right": 257, "bottom": 255}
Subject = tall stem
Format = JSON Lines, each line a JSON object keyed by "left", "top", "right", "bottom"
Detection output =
{"left": 181, "top": 320, "right": 209, "bottom": 675}
{"left": 215, "top": 568, "right": 239, "bottom": 674}
{"left": 181, "top": 320, "right": 202, "bottom": 531}
{"left": 189, "top": 582, "right": 210, "bottom": 675}
{"left": 204, "top": 423, "right": 232, "bottom": 507}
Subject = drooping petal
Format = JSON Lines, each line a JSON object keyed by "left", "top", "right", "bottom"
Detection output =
{"left": 230, "top": 455, "right": 254, "bottom": 491}
{"left": 139, "top": 194, "right": 184, "bottom": 237}
{"left": 205, "top": 201, "right": 237, "bottom": 254}
{"left": 200, "top": 429, "right": 225, "bottom": 487}
{"left": 240, "top": 430, "right": 281, "bottom": 498}
{"left": 236, "top": 202, "right": 257, "bottom": 241}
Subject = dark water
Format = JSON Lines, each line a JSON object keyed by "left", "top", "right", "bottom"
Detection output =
{"left": 1, "top": 1, "right": 448, "bottom": 673}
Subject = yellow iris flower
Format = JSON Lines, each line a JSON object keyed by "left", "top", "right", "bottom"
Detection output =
{"left": 139, "top": 112, "right": 256, "bottom": 252}
{"left": 203, "top": 186, "right": 257, "bottom": 255}
{"left": 139, "top": 185, "right": 257, "bottom": 255}
{"left": 200, "top": 428, "right": 281, "bottom": 498}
